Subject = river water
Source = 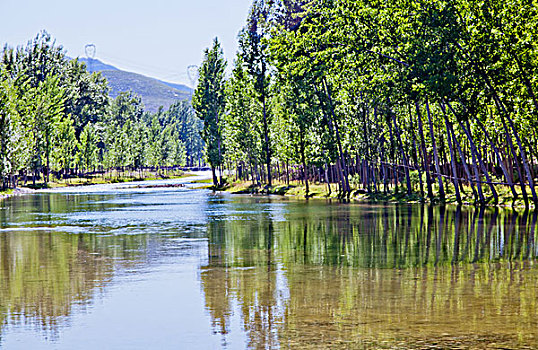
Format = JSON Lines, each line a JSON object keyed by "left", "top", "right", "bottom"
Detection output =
{"left": 0, "top": 178, "right": 537, "bottom": 349}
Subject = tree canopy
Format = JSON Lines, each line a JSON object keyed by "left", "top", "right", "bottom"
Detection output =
{"left": 211, "top": 0, "right": 538, "bottom": 205}
{"left": 0, "top": 31, "right": 204, "bottom": 188}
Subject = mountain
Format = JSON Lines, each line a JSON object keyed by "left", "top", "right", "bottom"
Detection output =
{"left": 77, "top": 58, "right": 119, "bottom": 72}
{"left": 157, "top": 80, "right": 192, "bottom": 94}
{"left": 77, "top": 58, "right": 192, "bottom": 113}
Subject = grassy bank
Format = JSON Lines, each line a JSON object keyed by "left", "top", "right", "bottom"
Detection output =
{"left": 0, "top": 170, "right": 193, "bottom": 202}
{"left": 211, "top": 178, "right": 535, "bottom": 208}
{"left": 0, "top": 187, "right": 37, "bottom": 201}
{"left": 0, "top": 188, "right": 15, "bottom": 200}
{"left": 20, "top": 169, "right": 191, "bottom": 190}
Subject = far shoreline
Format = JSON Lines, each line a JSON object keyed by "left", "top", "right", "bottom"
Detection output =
{"left": 0, "top": 171, "right": 205, "bottom": 201}
{"left": 3, "top": 174, "right": 536, "bottom": 211}
{"left": 209, "top": 180, "right": 537, "bottom": 210}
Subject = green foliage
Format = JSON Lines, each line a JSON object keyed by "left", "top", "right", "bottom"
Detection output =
{"left": 0, "top": 69, "right": 16, "bottom": 187}
{"left": 223, "top": 55, "right": 263, "bottom": 173}
{"left": 221, "top": 0, "right": 538, "bottom": 205}
{"left": 0, "top": 32, "right": 204, "bottom": 187}
{"left": 64, "top": 59, "right": 109, "bottom": 137}
{"left": 159, "top": 101, "right": 203, "bottom": 166}
{"left": 78, "top": 123, "right": 99, "bottom": 170}
{"left": 192, "top": 38, "right": 227, "bottom": 181}
{"left": 18, "top": 74, "right": 67, "bottom": 182}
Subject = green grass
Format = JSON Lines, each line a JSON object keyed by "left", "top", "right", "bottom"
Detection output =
{"left": 0, "top": 188, "right": 17, "bottom": 201}
{"left": 21, "top": 170, "right": 190, "bottom": 190}
{"left": 221, "top": 180, "right": 339, "bottom": 199}
{"left": 217, "top": 178, "right": 536, "bottom": 208}
{"left": 191, "top": 178, "right": 213, "bottom": 184}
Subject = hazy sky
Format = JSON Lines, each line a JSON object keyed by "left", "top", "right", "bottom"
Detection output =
{"left": 0, "top": 0, "right": 253, "bottom": 86}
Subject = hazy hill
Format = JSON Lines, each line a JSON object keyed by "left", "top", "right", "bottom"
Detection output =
{"left": 77, "top": 58, "right": 192, "bottom": 113}
{"left": 78, "top": 58, "right": 118, "bottom": 72}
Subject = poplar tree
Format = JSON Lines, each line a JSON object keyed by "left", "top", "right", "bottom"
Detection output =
{"left": 239, "top": 0, "right": 273, "bottom": 186}
{"left": 192, "top": 38, "right": 227, "bottom": 187}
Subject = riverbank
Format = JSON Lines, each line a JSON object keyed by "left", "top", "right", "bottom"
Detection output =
{"left": 212, "top": 179, "right": 535, "bottom": 208}
{"left": 0, "top": 170, "right": 194, "bottom": 201}
{"left": 3, "top": 173, "right": 533, "bottom": 209}
{"left": 0, "top": 187, "right": 36, "bottom": 201}
{"left": 36, "top": 169, "right": 190, "bottom": 188}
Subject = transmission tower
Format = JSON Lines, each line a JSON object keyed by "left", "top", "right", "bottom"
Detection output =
{"left": 187, "top": 65, "right": 199, "bottom": 89}
{"left": 85, "top": 44, "right": 96, "bottom": 72}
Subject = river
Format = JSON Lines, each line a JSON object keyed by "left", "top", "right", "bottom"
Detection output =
{"left": 0, "top": 176, "right": 536, "bottom": 349}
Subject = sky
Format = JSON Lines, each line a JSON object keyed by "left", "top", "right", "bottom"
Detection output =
{"left": 0, "top": 0, "right": 253, "bottom": 87}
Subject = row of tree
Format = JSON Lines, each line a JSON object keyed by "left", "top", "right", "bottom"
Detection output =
{"left": 194, "top": 0, "right": 538, "bottom": 205}
{"left": 0, "top": 32, "right": 204, "bottom": 188}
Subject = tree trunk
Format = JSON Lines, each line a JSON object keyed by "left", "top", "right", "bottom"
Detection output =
{"left": 449, "top": 116, "right": 477, "bottom": 200}
{"left": 476, "top": 60, "right": 537, "bottom": 202}
{"left": 446, "top": 102, "right": 499, "bottom": 202}
{"left": 390, "top": 111, "right": 412, "bottom": 195}
{"left": 286, "top": 159, "right": 290, "bottom": 185}
{"left": 324, "top": 162, "right": 331, "bottom": 196}
{"left": 321, "top": 77, "right": 350, "bottom": 195}
{"left": 211, "top": 166, "right": 218, "bottom": 188}
{"left": 459, "top": 121, "right": 486, "bottom": 203}
{"left": 415, "top": 101, "right": 434, "bottom": 199}
{"left": 474, "top": 115, "right": 518, "bottom": 199}
{"left": 261, "top": 92, "right": 272, "bottom": 186}
{"left": 407, "top": 104, "right": 424, "bottom": 198}
{"left": 301, "top": 140, "right": 309, "bottom": 199}
{"left": 425, "top": 100, "right": 445, "bottom": 199}
{"left": 440, "top": 103, "right": 461, "bottom": 203}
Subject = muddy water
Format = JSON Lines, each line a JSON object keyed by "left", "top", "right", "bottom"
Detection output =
{"left": 0, "top": 181, "right": 536, "bottom": 349}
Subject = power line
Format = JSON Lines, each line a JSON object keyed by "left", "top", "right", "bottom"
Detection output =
{"left": 98, "top": 52, "right": 187, "bottom": 78}
{"left": 82, "top": 47, "right": 195, "bottom": 85}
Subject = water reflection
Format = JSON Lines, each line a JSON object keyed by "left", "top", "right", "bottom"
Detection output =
{"left": 202, "top": 214, "right": 287, "bottom": 349}
{"left": 202, "top": 201, "right": 538, "bottom": 268}
{"left": 0, "top": 189, "right": 208, "bottom": 345}
{"left": 1, "top": 189, "right": 537, "bottom": 349}
{"left": 0, "top": 231, "right": 136, "bottom": 339}
{"left": 201, "top": 200, "right": 538, "bottom": 348}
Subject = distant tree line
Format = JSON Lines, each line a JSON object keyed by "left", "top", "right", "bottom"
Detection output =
{"left": 0, "top": 32, "right": 204, "bottom": 188}
{"left": 195, "top": 0, "right": 538, "bottom": 205}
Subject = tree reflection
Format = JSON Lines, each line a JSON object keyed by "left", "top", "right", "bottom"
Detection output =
{"left": 0, "top": 194, "right": 155, "bottom": 340}
{"left": 201, "top": 202, "right": 285, "bottom": 349}
{"left": 201, "top": 202, "right": 538, "bottom": 348}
